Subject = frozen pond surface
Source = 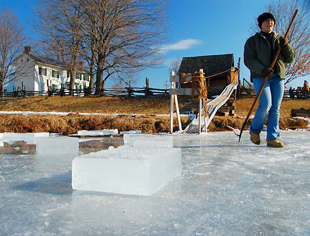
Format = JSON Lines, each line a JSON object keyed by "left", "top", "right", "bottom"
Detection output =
{"left": 1, "top": 131, "right": 310, "bottom": 235}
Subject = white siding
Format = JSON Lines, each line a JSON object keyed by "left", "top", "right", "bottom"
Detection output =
{"left": 9, "top": 53, "right": 90, "bottom": 93}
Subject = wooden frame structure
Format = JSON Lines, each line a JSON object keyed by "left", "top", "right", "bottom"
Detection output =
{"left": 169, "top": 69, "right": 207, "bottom": 134}
{"left": 169, "top": 61, "right": 240, "bottom": 134}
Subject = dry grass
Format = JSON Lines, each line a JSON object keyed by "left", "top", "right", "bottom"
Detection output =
{"left": 235, "top": 97, "right": 310, "bottom": 117}
{"left": 0, "top": 113, "right": 191, "bottom": 135}
{"left": 0, "top": 95, "right": 309, "bottom": 134}
{"left": 0, "top": 96, "right": 177, "bottom": 114}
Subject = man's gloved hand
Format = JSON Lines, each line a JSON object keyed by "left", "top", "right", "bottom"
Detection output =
{"left": 261, "top": 67, "right": 274, "bottom": 77}
{"left": 279, "top": 38, "right": 288, "bottom": 47}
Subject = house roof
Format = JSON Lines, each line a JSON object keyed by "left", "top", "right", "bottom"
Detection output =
{"left": 28, "top": 54, "right": 66, "bottom": 69}
{"left": 24, "top": 53, "right": 87, "bottom": 73}
{"left": 178, "top": 54, "right": 234, "bottom": 78}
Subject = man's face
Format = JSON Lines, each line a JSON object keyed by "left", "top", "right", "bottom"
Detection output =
{"left": 262, "top": 18, "right": 274, "bottom": 33}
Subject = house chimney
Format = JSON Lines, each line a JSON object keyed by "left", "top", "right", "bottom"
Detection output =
{"left": 79, "top": 61, "right": 85, "bottom": 68}
{"left": 24, "top": 46, "right": 31, "bottom": 54}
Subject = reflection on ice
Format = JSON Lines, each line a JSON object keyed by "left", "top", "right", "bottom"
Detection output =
{"left": 1, "top": 131, "right": 310, "bottom": 235}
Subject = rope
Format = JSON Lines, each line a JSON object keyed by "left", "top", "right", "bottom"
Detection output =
{"left": 204, "top": 68, "right": 232, "bottom": 79}
{"left": 180, "top": 71, "right": 208, "bottom": 118}
{"left": 180, "top": 68, "right": 234, "bottom": 118}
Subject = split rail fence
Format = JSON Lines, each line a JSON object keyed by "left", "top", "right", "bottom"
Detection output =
{"left": 1, "top": 86, "right": 169, "bottom": 98}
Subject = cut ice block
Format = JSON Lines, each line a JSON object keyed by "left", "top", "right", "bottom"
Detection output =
{"left": 120, "top": 130, "right": 142, "bottom": 134}
{"left": 3, "top": 132, "right": 49, "bottom": 144}
{"left": 36, "top": 137, "right": 79, "bottom": 154}
{"left": 72, "top": 146, "right": 182, "bottom": 196}
{"left": 123, "top": 134, "right": 173, "bottom": 148}
{"left": 77, "top": 129, "right": 118, "bottom": 136}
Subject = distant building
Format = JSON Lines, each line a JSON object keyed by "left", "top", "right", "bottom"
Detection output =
{"left": 6, "top": 46, "right": 90, "bottom": 93}
{"left": 178, "top": 54, "right": 238, "bottom": 95}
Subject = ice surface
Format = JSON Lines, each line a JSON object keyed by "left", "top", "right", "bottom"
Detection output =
{"left": 36, "top": 137, "right": 79, "bottom": 154}
{"left": 72, "top": 146, "right": 182, "bottom": 195}
{"left": 1, "top": 131, "right": 310, "bottom": 235}
{"left": 123, "top": 134, "right": 173, "bottom": 147}
{"left": 77, "top": 129, "right": 118, "bottom": 135}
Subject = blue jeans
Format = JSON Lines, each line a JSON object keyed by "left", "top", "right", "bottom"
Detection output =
{"left": 250, "top": 74, "right": 285, "bottom": 141}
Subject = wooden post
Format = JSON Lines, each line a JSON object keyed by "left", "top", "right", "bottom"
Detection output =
{"left": 169, "top": 71, "right": 183, "bottom": 133}
{"left": 145, "top": 77, "right": 149, "bottom": 97}
{"left": 203, "top": 98, "right": 207, "bottom": 132}
{"left": 198, "top": 97, "right": 202, "bottom": 134}
{"left": 236, "top": 57, "right": 241, "bottom": 99}
{"left": 174, "top": 93, "right": 182, "bottom": 132}
{"left": 170, "top": 81, "right": 175, "bottom": 134}
{"left": 128, "top": 81, "right": 132, "bottom": 97}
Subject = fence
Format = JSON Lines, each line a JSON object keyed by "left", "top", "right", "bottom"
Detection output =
{"left": 284, "top": 89, "right": 308, "bottom": 99}
{"left": 1, "top": 86, "right": 169, "bottom": 98}
{"left": 1, "top": 86, "right": 307, "bottom": 99}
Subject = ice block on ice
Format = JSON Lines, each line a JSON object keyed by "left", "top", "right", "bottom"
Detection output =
{"left": 72, "top": 146, "right": 182, "bottom": 196}
{"left": 36, "top": 137, "right": 79, "bottom": 154}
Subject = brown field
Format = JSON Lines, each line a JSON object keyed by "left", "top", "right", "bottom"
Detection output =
{"left": 0, "top": 95, "right": 309, "bottom": 134}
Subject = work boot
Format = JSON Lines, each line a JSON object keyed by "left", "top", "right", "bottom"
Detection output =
{"left": 250, "top": 131, "right": 260, "bottom": 145}
{"left": 267, "top": 139, "right": 284, "bottom": 148}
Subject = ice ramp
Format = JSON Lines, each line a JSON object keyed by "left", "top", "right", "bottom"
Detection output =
{"left": 184, "top": 83, "right": 238, "bottom": 133}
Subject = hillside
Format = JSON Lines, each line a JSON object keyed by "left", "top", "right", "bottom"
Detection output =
{"left": 0, "top": 95, "right": 309, "bottom": 134}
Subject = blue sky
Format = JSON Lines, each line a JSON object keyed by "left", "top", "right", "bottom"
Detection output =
{"left": 1, "top": 0, "right": 309, "bottom": 89}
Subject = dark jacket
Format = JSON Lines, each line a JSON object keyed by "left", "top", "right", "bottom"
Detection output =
{"left": 244, "top": 31, "right": 295, "bottom": 81}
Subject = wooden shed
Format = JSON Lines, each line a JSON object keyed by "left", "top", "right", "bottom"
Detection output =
{"left": 178, "top": 54, "right": 238, "bottom": 96}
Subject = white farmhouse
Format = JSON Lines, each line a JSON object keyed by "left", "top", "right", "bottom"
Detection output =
{"left": 6, "top": 46, "right": 90, "bottom": 94}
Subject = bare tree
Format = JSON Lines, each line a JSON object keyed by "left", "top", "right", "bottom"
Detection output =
{"left": 168, "top": 57, "right": 181, "bottom": 75}
{"left": 0, "top": 8, "right": 27, "bottom": 94}
{"left": 33, "top": 0, "right": 85, "bottom": 94}
{"left": 82, "top": 0, "right": 168, "bottom": 95}
{"left": 250, "top": 0, "right": 310, "bottom": 84}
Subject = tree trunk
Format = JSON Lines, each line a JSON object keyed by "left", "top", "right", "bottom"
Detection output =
{"left": 95, "top": 53, "right": 105, "bottom": 96}
{"left": 101, "top": 79, "right": 106, "bottom": 96}
{"left": 0, "top": 80, "right": 3, "bottom": 97}
{"left": 95, "top": 68, "right": 103, "bottom": 96}
{"left": 69, "top": 70, "right": 76, "bottom": 95}
{"left": 89, "top": 65, "right": 94, "bottom": 89}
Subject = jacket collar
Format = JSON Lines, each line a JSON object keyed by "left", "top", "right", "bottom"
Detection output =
{"left": 257, "top": 31, "right": 279, "bottom": 38}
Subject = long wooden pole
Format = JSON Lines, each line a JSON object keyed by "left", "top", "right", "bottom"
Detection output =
{"left": 236, "top": 9, "right": 298, "bottom": 142}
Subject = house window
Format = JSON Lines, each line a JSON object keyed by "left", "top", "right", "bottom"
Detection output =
{"left": 76, "top": 72, "right": 80, "bottom": 80}
{"left": 52, "top": 70, "right": 59, "bottom": 78}
{"left": 67, "top": 71, "right": 70, "bottom": 78}
{"left": 39, "top": 67, "right": 47, "bottom": 76}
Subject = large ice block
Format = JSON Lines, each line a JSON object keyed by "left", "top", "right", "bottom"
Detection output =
{"left": 77, "top": 129, "right": 118, "bottom": 136}
{"left": 123, "top": 134, "right": 173, "bottom": 148}
{"left": 72, "top": 146, "right": 182, "bottom": 196}
{"left": 36, "top": 137, "right": 79, "bottom": 154}
{"left": 3, "top": 132, "right": 49, "bottom": 144}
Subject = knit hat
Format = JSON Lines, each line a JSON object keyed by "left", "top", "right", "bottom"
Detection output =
{"left": 257, "top": 12, "right": 276, "bottom": 29}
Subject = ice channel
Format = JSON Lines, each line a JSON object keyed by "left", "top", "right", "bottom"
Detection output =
{"left": 0, "top": 130, "right": 310, "bottom": 235}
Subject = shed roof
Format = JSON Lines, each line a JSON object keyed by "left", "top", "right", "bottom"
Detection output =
{"left": 178, "top": 54, "right": 234, "bottom": 77}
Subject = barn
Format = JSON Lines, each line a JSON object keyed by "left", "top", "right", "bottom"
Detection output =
{"left": 178, "top": 54, "right": 239, "bottom": 97}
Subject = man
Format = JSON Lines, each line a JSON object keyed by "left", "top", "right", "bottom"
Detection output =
{"left": 244, "top": 12, "right": 295, "bottom": 147}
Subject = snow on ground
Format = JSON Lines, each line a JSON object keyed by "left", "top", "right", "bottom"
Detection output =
{"left": 1, "top": 130, "right": 310, "bottom": 235}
